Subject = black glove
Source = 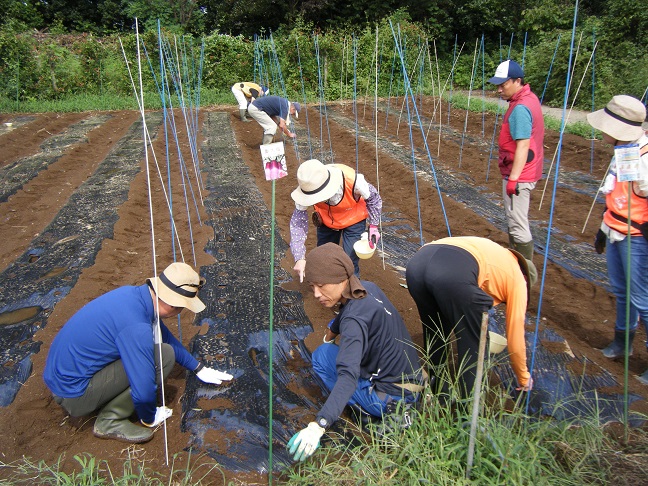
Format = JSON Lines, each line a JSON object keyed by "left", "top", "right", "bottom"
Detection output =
{"left": 594, "top": 229, "right": 606, "bottom": 254}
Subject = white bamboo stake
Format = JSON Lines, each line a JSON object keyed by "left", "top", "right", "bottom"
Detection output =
{"left": 396, "top": 43, "right": 426, "bottom": 137}
{"left": 459, "top": 38, "right": 480, "bottom": 168}
{"left": 581, "top": 162, "right": 611, "bottom": 233}
{"left": 466, "top": 311, "right": 489, "bottom": 479}
{"left": 118, "top": 38, "right": 186, "bottom": 263}
{"left": 539, "top": 37, "right": 598, "bottom": 210}
{"left": 373, "top": 26, "right": 386, "bottom": 270}
{"left": 136, "top": 18, "right": 170, "bottom": 467}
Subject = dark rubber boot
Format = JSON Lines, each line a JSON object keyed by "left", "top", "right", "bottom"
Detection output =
{"left": 515, "top": 240, "right": 534, "bottom": 261}
{"left": 601, "top": 331, "right": 634, "bottom": 359}
{"left": 239, "top": 109, "right": 250, "bottom": 122}
{"left": 93, "top": 388, "right": 154, "bottom": 443}
{"left": 262, "top": 133, "right": 274, "bottom": 145}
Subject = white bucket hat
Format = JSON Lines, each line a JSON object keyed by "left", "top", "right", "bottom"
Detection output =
{"left": 291, "top": 159, "right": 344, "bottom": 206}
{"left": 587, "top": 95, "right": 646, "bottom": 142}
{"left": 148, "top": 262, "right": 206, "bottom": 313}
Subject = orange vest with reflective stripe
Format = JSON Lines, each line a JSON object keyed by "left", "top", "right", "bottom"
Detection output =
{"left": 314, "top": 164, "right": 368, "bottom": 230}
{"left": 603, "top": 141, "right": 648, "bottom": 235}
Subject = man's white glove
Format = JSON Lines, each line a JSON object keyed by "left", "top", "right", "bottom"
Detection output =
{"left": 287, "top": 422, "right": 325, "bottom": 461}
{"left": 196, "top": 366, "right": 233, "bottom": 385}
{"left": 600, "top": 172, "right": 616, "bottom": 195}
{"left": 293, "top": 259, "right": 306, "bottom": 283}
{"left": 141, "top": 406, "right": 173, "bottom": 427}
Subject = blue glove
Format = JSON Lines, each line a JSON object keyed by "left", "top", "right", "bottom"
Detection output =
{"left": 287, "top": 422, "right": 325, "bottom": 461}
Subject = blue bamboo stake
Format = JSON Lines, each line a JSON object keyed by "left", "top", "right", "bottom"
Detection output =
{"left": 385, "top": 42, "right": 397, "bottom": 130}
{"left": 540, "top": 35, "right": 561, "bottom": 105}
{"left": 480, "top": 34, "right": 485, "bottom": 138}
{"left": 390, "top": 20, "right": 452, "bottom": 237}
{"left": 527, "top": 0, "right": 580, "bottom": 418}
{"left": 590, "top": 29, "right": 596, "bottom": 174}
{"left": 295, "top": 37, "right": 313, "bottom": 160}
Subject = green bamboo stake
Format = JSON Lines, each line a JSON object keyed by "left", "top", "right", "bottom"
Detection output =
{"left": 268, "top": 178, "right": 276, "bottom": 482}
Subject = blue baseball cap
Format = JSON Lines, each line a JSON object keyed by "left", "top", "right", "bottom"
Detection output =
{"left": 488, "top": 60, "right": 525, "bottom": 85}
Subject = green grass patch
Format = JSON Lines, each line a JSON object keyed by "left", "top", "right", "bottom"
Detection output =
{"left": 0, "top": 89, "right": 233, "bottom": 113}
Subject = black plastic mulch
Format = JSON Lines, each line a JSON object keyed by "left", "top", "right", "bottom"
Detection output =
{"left": 0, "top": 114, "right": 112, "bottom": 203}
{"left": 181, "top": 112, "right": 324, "bottom": 473}
{"left": 0, "top": 112, "right": 162, "bottom": 406}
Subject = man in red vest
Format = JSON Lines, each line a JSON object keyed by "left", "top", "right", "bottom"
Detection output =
{"left": 489, "top": 60, "right": 545, "bottom": 262}
{"left": 587, "top": 95, "right": 648, "bottom": 384}
{"left": 289, "top": 159, "right": 382, "bottom": 281}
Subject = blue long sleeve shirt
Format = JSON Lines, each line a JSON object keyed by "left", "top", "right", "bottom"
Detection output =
{"left": 43, "top": 284, "right": 199, "bottom": 423}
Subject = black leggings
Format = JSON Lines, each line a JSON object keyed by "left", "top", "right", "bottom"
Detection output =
{"left": 406, "top": 244, "right": 493, "bottom": 398}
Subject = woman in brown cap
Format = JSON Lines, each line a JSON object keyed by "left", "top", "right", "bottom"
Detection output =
{"left": 287, "top": 243, "right": 423, "bottom": 462}
{"left": 587, "top": 95, "right": 648, "bottom": 385}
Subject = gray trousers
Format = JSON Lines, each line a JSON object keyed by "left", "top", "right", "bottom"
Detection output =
{"left": 502, "top": 180, "right": 536, "bottom": 244}
{"left": 54, "top": 343, "right": 175, "bottom": 417}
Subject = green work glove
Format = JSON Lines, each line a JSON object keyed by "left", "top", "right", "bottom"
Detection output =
{"left": 287, "top": 422, "right": 325, "bottom": 461}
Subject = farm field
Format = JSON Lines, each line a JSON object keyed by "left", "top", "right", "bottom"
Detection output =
{"left": 0, "top": 98, "right": 647, "bottom": 483}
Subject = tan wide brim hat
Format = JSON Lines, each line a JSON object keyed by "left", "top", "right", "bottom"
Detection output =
{"left": 508, "top": 249, "right": 538, "bottom": 298}
{"left": 291, "top": 159, "right": 344, "bottom": 207}
{"left": 148, "top": 262, "right": 206, "bottom": 313}
{"left": 587, "top": 95, "right": 646, "bottom": 142}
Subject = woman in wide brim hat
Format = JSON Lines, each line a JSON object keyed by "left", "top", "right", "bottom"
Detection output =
{"left": 588, "top": 94, "right": 648, "bottom": 386}
{"left": 288, "top": 159, "right": 383, "bottom": 281}
{"left": 291, "top": 159, "right": 344, "bottom": 207}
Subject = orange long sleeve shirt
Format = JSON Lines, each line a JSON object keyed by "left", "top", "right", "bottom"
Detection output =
{"left": 429, "top": 237, "right": 531, "bottom": 387}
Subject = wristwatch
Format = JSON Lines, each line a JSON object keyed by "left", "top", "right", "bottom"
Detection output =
{"left": 316, "top": 416, "right": 328, "bottom": 429}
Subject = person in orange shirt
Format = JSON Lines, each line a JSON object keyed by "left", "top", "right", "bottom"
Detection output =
{"left": 405, "top": 236, "right": 537, "bottom": 398}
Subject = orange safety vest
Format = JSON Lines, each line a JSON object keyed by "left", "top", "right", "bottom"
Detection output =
{"left": 603, "top": 141, "right": 648, "bottom": 235}
{"left": 314, "top": 164, "right": 368, "bottom": 230}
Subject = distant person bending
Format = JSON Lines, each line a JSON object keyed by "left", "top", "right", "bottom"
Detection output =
{"left": 247, "top": 95, "right": 300, "bottom": 145}
{"left": 231, "top": 82, "right": 269, "bottom": 122}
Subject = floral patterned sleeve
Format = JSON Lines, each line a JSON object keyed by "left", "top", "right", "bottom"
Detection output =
{"left": 289, "top": 207, "right": 309, "bottom": 261}
{"left": 364, "top": 183, "right": 382, "bottom": 226}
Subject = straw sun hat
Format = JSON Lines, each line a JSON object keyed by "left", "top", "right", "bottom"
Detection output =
{"left": 147, "top": 262, "right": 206, "bottom": 313}
{"left": 291, "top": 159, "right": 344, "bottom": 207}
{"left": 587, "top": 95, "right": 646, "bottom": 142}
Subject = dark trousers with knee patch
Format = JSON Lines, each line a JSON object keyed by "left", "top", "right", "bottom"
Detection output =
{"left": 406, "top": 244, "right": 493, "bottom": 398}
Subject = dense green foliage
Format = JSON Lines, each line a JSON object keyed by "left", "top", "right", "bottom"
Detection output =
{"left": 0, "top": 2, "right": 645, "bottom": 109}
